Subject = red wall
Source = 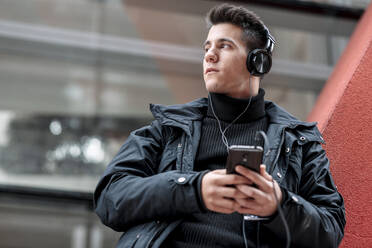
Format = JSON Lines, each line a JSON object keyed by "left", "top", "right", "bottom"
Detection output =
{"left": 307, "top": 3, "right": 372, "bottom": 247}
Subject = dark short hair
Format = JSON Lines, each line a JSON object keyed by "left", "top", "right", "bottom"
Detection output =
{"left": 206, "top": 4, "right": 267, "bottom": 51}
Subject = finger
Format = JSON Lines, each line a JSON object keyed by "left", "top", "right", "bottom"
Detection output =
{"left": 235, "top": 166, "right": 272, "bottom": 192}
{"left": 213, "top": 169, "right": 227, "bottom": 175}
{"left": 217, "top": 186, "right": 249, "bottom": 199}
{"left": 211, "top": 205, "right": 236, "bottom": 214}
{"left": 260, "top": 164, "right": 266, "bottom": 175}
{"left": 235, "top": 198, "right": 260, "bottom": 210}
{"left": 214, "top": 173, "right": 253, "bottom": 186}
{"left": 234, "top": 199, "right": 261, "bottom": 215}
{"left": 235, "top": 198, "right": 255, "bottom": 207}
{"left": 260, "top": 164, "right": 272, "bottom": 181}
{"left": 272, "top": 180, "right": 283, "bottom": 203}
{"left": 236, "top": 184, "right": 268, "bottom": 203}
{"left": 209, "top": 197, "right": 237, "bottom": 211}
{"left": 235, "top": 205, "right": 260, "bottom": 215}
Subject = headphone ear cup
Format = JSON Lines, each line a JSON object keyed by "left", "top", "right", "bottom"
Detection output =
{"left": 246, "top": 49, "right": 272, "bottom": 76}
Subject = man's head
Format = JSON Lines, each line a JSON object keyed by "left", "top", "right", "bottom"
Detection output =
{"left": 203, "top": 4, "right": 269, "bottom": 98}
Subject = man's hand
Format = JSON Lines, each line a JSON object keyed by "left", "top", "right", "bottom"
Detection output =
{"left": 234, "top": 164, "right": 282, "bottom": 217}
{"left": 201, "top": 169, "right": 252, "bottom": 214}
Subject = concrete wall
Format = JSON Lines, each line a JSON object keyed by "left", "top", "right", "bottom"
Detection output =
{"left": 308, "top": 3, "right": 372, "bottom": 247}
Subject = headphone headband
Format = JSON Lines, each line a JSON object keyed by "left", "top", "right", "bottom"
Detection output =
{"left": 262, "top": 25, "right": 276, "bottom": 54}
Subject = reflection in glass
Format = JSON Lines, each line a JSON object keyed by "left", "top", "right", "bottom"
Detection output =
{"left": 0, "top": 113, "right": 151, "bottom": 192}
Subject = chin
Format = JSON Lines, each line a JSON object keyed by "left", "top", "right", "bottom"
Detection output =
{"left": 206, "top": 86, "right": 222, "bottom": 94}
{"left": 205, "top": 80, "right": 222, "bottom": 93}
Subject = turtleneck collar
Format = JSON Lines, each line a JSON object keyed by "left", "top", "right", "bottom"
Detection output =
{"left": 207, "top": 88, "right": 266, "bottom": 123}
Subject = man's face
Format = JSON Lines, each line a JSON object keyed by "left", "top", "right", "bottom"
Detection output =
{"left": 203, "top": 23, "right": 253, "bottom": 98}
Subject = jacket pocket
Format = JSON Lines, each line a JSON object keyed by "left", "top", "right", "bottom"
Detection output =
{"left": 285, "top": 145, "right": 303, "bottom": 193}
{"left": 278, "top": 138, "right": 302, "bottom": 193}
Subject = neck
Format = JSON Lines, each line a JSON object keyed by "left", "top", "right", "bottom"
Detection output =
{"left": 226, "top": 76, "right": 260, "bottom": 98}
{"left": 207, "top": 88, "right": 266, "bottom": 123}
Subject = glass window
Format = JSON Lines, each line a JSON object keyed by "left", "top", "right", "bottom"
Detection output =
{"left": 0, "top": 0, "right": 360, "bottom": 193}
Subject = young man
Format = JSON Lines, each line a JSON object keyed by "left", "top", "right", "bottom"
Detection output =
{"left": 94, "top": 4, "right": 345, "bottom": 247}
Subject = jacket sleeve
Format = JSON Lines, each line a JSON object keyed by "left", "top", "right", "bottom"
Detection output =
{"left": 263, "top": 141, "right": 346, "bottom": 248}
{"left": 93, "top": 120, "right": 203, "bottom": 232}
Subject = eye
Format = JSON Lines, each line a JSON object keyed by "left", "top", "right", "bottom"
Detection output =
{"left": 221, "top": 43, "right": 231, "bottom": 49}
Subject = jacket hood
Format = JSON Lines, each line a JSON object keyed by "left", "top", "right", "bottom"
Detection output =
{"left": 150, "top": 98, "right": 208, "bottom": 127}
{"left": 150, "top": 97, "right": 317, "bottom": 128}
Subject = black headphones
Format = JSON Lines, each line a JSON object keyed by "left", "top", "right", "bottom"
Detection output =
{"left": 246, "top": 25, "right": 276, "bottom": 77}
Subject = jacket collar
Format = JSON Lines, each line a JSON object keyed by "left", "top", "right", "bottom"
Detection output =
{"left": 150, "top": 97, "right": 316, "bottom": 129}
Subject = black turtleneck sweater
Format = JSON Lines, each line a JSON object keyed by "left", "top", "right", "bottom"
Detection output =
{"left": 163, "top": 89, "right": 268, "bottom": 248}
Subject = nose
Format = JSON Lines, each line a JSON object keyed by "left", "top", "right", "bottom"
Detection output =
{"left": 205, "top": 48, "right": 218, "bottom": 63}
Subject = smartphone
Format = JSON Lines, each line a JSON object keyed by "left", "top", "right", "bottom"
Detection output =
{"left": 226, "top": 145, "right": 263, "bottom": 174}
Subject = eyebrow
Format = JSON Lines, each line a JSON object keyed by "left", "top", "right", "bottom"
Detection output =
{"left": 203, "top": 38, "right": 235, "bottom": 48}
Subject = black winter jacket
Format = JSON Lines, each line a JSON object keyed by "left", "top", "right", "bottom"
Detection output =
{"left": 94, "top": 98, "right": 345, "bottom": 248}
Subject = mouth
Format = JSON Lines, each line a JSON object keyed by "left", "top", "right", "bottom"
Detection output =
{"left": 205, "top": 68, "right": 219, "bottom": 74}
